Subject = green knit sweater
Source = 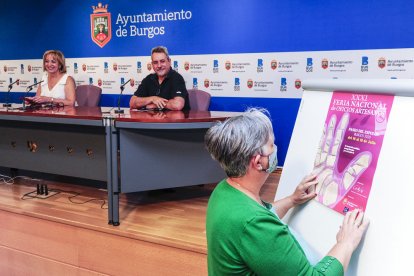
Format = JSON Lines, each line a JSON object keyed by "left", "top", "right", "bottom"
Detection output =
{"left": 206, "top": 179, "right": 344, "bottom": 276}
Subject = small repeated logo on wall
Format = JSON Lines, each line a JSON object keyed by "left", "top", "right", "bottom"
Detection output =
{"left": 295, "top": 79, "right": 301, "bottom": 89}
{"left": 280, "top": 77, "right": 287, "bottom": 92}
{"left": 204, "top": 79, "right": 210, "bottom": 88}
{"left": 82, "top": 64, "right": 87, "bottom": 72}
{"left": 184, "top": 61, "right": 190, "bottom": 71}
{"left": 90, "top": 3, "right": 112, "bottom": 48}
{"left": 213, "top": 60, "right": 219, "bottom": 73}
{"left": 234, "top": 77, "right": 240, "bottom": 91}
{"left": 225, "top": 61, "right": 231, "bottom": 70}
{"left": 378, "top": 57, "right": 386, "bottom": 69}
{"left": 173, "top": 61, "right": 179, "bottom": 71}
{"left": 89, "top": 77, "right": 94, "bottom": 85}
{"left": 257, "top": 59, "right": 263, "bottom": 73}
{"left": 306, "top": 58, "right": 313, "bottom": 72}
{"left": 321, "top": 58, "right": 329, "bottom": 69}
{"left": 271, "top": 60, "right": 277, "bottom": 70}
{"left": 113, "top": 63, "right": 118, "bottom": 71}
{"left": 247, "top": 79, "right": 253, "bottom": 88}
{"left": 98, "top": 78, "right": 102, "bottom": 87}
{"left": 104, "top": 62, "right": 109, "bottom": 73}
{"left": 147, "top": 62, "right": 152, "bottom": 71}
{"left": 361, "top": 56, "right": 369, "bottom": 72}
{"left": 137, "top": 61, "right": 142, "bottom": 73}
{"left": 193, "top": 78, "right": 198, "bottom": 89}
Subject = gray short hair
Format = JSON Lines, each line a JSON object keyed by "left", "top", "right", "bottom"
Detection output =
{"left": 205, "top": 108, "right": 274, "bottom": 177}
{"left": 151, "top": 46, "right": 170, "bottom": 59}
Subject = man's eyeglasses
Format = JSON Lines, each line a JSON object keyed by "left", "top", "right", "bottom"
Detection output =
{"left": 152, "top": 59, "right": 167, "bottom": 66}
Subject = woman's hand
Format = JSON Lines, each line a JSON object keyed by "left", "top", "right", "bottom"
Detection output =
{"left": 274, "top": 174, "right": 318, "bottom": 219}
{"left": 290, "top": 174, "right": 318, "bottom": 206}
{"left": 29, "top": 96, "right": 52, "bottom": 104}
{"left": 336, "top": 209, "right": 370, "bottom": 251}
{"left": 327, "top": 209, "right": 370, "bottom": 271}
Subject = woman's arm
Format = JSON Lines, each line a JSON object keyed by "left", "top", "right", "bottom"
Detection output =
{"left": 29, "top": 76, "right": 75, "bottom": 106}
{"left": 35, "top": 85, "right": 41, "bottom": 97}
{"left": 273, "top": 174, "right": 318, "bottom": 218}
{"left": 274, "top": 176, "right": 369, "bottom": 272}
{"left": 326, "top": 209, "right": 369, "bottom": 272}
{"left": 60, "top": 76, "right": 76, "bottom": 106}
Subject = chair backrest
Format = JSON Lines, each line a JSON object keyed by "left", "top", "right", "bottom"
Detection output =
{"left": 75, "top": 85, "right": 102, "bottom": 107}
{"left": 187, "top": 89, "right": 211, "bottom": 111}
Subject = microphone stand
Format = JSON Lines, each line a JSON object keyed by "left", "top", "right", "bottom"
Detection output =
{"left": 3, "top": 84, "right": 13, "bottom": 107}
{"left": 114, "top": 80, "right": 130, "bottom": 114}
{"left": 21, "top": 80, "right": 43, "bottom": 110}
{"left": 114, "top": 85, "right": 125, "bottom": 114}
{"left": 22, "top": 86, "right": 34, "bottom": 110}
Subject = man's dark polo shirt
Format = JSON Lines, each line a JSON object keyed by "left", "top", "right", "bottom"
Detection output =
{"left": 133, "top": 68, "right": 190, "bottom": 110}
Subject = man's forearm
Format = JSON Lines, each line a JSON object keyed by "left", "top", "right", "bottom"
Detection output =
{"left": 165, "top": 97, "right": 185, "bottom": 110}
{"left": 130, "top": 96, "right": 151, "bottom": 108}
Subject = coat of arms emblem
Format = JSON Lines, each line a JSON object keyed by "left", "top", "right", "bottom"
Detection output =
{"left": 91, "top": 3, "right": 112, "bottom": 48}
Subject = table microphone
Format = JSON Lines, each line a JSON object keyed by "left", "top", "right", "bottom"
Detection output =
{"left": 26, "top": 80, "right": 44, "bottom": 92}
{"left": 8, "top": 79, "right": 20, "bottom": 89}
{"left": 114, "top": 79, "right": 131, "bottom": 114}
{"left": 3, "top": 79, "right": 20, "bottom": 107}
{"left": 23, "top": 80, "right": 44, "bottom": 109}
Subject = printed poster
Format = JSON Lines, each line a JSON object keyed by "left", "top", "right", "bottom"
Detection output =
{"left": 312, "top": 91, "right": 394, "bottom": 214}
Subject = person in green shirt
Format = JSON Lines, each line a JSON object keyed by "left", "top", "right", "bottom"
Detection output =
{"left": 205, "top": 108, "right": 369, "bottom": 275}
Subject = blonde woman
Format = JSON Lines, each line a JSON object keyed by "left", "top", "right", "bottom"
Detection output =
{"left": 27, "top": 50, "right": 75, "bottom": 106}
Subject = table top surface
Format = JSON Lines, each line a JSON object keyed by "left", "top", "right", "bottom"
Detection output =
{"left": 0, "top": 105, "right": 241, "bottom": 123}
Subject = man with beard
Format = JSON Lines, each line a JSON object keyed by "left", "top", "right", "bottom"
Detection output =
{"left": 129, "top": 46, "right": 190, "bottom": 110}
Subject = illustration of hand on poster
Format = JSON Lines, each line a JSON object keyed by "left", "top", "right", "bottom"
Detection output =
{"left": 311, "top": 92, "right": 394, "bottom": 214}
{"left": 312, "top": 112, "right": 372, "bottom": 208}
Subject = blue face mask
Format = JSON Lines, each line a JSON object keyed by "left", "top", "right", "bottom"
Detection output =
{"left": 263, "top": 144, "right": 278, "bottom": 173}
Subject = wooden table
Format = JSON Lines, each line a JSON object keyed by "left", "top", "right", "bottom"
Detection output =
{"left": 0, "top": 106, "right": 238, "bottom": 225}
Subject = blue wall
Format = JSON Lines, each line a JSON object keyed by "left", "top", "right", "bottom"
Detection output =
{"left": 1, "top": 0, "right": 413, "bottom": 59}
{"left": 1, "top": 0, "right": 413, "bottom": 165}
